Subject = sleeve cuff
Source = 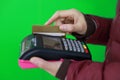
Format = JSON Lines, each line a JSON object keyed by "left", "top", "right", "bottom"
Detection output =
{"left": 56, "top": 59, "right": 71, "bottom": 80}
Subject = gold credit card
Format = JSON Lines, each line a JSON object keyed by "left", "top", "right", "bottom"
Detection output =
{"left": 32, "top": 25, "right": 65, "bottom": 36}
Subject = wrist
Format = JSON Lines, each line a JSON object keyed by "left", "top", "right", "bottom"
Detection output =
{"left": 74, "top": 14, "right": 87, "bottom": 35}
{"left": 72, "top": 14, "right": 96, "bottom": 39}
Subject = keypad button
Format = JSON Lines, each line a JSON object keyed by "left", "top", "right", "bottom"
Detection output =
{"left": 85, "top": 49, "right": 88, "bottom": 53}
{"left": 70, "top": 40, "right": 76, "bottom": 52}
{"left": 74, "top": 40, "right": 80, "bottom": 52}
{"left": 66, "top": 39, "right": 72, "bottom": 51}
{"left": 77, "top": 41, "right": 84, "bottom": 53}
{"left": 83, "top": 45, "right": 87, "bottom": 49}
{"left": 62, "top": 38, "right": 68, "bottom": 50}
{"left": 62, "top": 38, "right": 88, "bottom": 53}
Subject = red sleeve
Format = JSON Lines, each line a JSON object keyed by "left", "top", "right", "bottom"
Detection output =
{"left": 67, "top": 60, "right": 120, "bottom": 80}
{"left": 86, "top": 15, "right": 113, "bottom": 45}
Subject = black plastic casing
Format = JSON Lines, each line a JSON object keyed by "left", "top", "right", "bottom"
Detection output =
{"left": 19, "top": 34, "right": 91, "bottom": 61}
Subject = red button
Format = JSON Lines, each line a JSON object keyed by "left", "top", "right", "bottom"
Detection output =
{"left": 85, "top": 49, "right": 88, "bottom": 53}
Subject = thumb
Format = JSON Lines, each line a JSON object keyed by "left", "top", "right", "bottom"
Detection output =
{"left": 30, "top": 57, "right": 62, "bottom": 76}
{"left": 30, "top": 57, "right": 47, "bottom": 68}
{"left": 59, "top": 24, "right": 75, "bottom": 33}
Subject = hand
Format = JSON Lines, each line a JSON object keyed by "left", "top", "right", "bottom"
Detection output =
{"left": 30, "top": 57, "right": 62, "bottom": 76}
{"left": 45, "top": 9, "right": 87, "bottom": 35}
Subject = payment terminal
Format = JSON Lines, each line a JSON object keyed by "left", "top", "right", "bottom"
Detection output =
{"left": 19, "top": 34, "right": 91, "bottom": 68}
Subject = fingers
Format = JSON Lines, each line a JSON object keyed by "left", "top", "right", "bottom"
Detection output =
{"left": 45, "top": 9, "right": 75, "bottom": 25}
{"left": 54, "top": 18, "right": 64, "bottom": 26}
{"left": 59, "top": 24, "right": 75, "bottom": 32}
{"left": 44, "top": 9, "right": 87, "bottom": 35}
{"left": 30, "top": 57, "right": 62, "bottom": 76}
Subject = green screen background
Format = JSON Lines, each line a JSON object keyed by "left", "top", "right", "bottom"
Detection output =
{"left": 0, "top": 0, "right": 117, "bottom": 80}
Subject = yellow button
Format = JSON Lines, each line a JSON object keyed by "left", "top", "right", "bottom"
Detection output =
{"left": 83, "top": 45, "right": 87, "bottom": 49}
